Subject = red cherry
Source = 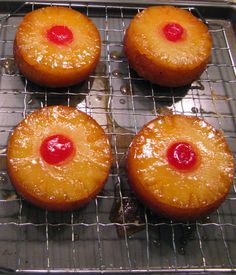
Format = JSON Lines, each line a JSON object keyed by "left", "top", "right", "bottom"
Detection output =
{"left": 40, "top": 134, "right": 75, "bottom": 165}
{"left": 167, "top": 142, "right": 197, "bottom": 171}
{"left": 46, "top": 25, "right": 73, "bottom": 45}
{"left": 162, "top": 23, "right": 184, "bottom": 42}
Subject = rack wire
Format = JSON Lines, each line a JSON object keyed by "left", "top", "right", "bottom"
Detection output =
{"left": 0, "top": 1, "right": 235, "bottom": 273}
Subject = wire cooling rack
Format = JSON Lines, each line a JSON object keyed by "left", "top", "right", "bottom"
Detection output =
{"left": 0, "top": 1, "right": 235, "bottom": 273}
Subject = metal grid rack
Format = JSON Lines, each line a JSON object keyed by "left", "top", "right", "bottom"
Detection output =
{"left": 0, "top": 1, "right": 235, "bottom": 273}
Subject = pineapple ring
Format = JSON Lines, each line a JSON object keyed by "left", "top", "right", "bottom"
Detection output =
{"left": 127, "top": 115, "right": 234, "bottom": 221}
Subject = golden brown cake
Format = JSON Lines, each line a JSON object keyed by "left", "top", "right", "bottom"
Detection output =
{"left": 14, "top": 6, "right": 101, "bottom": 88}
{"left": 126, "top": 115, "right": 234, "bottom": 221}
{"left": 7, "top": 106, "right": 112, "bottom": 211}
{"left": 124, "top": 6, "right": 212, "bottom": 87}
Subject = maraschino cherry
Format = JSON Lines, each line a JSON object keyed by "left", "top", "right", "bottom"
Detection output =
{"left": 46, "top": 25, "right": 73, "bottom": 45}
{"left": 40, "top": 134, "right": 75, "bottom": 165}
{"left": 167, "top": 141, "right": 197, "bottom": 171}
{"left": 162, "top": 23, "right": 184, "bottom": 42}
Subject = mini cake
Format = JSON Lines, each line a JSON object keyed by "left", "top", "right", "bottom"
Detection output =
{"left": 7, "top": 106, "right": 112, "bottom": 211}
{"left": 127, "top": 115, "right": 234, "bottom": 221}
{"left": 14, "top": 6, "right": 101, "bottom": 88}
{"left": 124, "top": 6, "right": 212, "bottom": 87}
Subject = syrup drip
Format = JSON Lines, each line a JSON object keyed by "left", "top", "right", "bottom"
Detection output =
{"left": 177, "top": 224, "right": 196, "bottom": 255}
{"left": 112, "top": 69, "right": 122, "bottom": 78}
{"left": 0, "top": 174, "right": 7, "bottom": 185}
{"left": 120, "top": 84, "right": 131, "bottom": 95}
{"left": 0, "top": 58, "right": 17, "bottom": 75}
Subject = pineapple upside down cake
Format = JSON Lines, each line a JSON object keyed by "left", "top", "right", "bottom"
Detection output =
{"left": 7, "top": 106, "right": 112, "bottom": 211}
{"left": 14, "top": 6, "right": 101, "bottom": 87}
{"left": 127, "top": 115, "right": 234, "bottom": 221}
{"left": 124, "top": 6, "right": 212, "bottom": 87}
